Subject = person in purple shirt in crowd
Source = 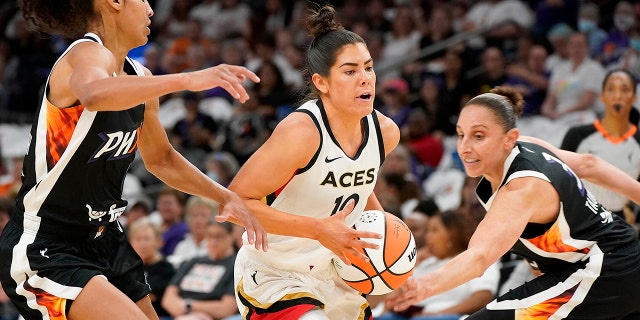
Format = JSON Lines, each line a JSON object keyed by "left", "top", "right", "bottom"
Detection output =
{"left": 599, "top": 1, "right": 634, "bottom": 68}
{"left": 377, "top": 77, "right": 413, "bottom": 128}
{"left": 505, "top": 45, "right": 550, "bottom": 116}
{"left": 153, "top": 186, "right": 190, "bottom": 257}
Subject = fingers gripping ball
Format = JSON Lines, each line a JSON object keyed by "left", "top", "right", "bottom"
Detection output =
{"left": 333, "top": 210, "right": 417, "bottom": 295}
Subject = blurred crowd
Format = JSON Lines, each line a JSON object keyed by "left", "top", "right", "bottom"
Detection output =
{"left": 1, "top": 0, "right": 640, "bottom": 319}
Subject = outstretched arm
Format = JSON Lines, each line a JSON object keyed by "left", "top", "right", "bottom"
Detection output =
{"left": 520, "top": 135, "right": 640, "bottom": 205}
{"left": 137, "top": 67, "right": 267, "bottom": 252}
{"left": 65, "top": 42, "right": 259, "bottom": 111}
{"left": 388, "top": 176, "right": 558, "bottom": 311}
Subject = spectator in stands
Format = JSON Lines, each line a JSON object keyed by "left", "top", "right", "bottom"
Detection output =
{"left": 171, "top": 91, "right": 219, "bottom": 154}
{"left": 461, "top": 0, "right": 534, "bottom": 50}
{"left": 405, "top": 198, "right": 440, "bottom": 265}
{"left": 377, "top": 77, "right": 412, "bottom": 128}
{"left": 161, "top": 221, "right": 239, "bottom": 320}
{"left": 124, "top": 200, "right": 152, "bottom": 232}
{"left": 376, "top": 172, "right": 423, "bottom": 219}
{"left": 142, "top": 43, "right": 168, "bottom": 77}
{"left": 599, "top": 1, "right": 634, "bottom": 68}
{"left": 545, "top": 23, "right": 573, "bottom": 72}
{"left": 253, "top": 60, "right": 294, "bottom": 128}
{"left": 157, "top": 0, "right": 194, "bottom": 41}
{"left": 614, "top": 25, "right": 640, "bottom": 81}
{"left": 204, "top": 151, "right": 240, "bottom": 188}
{"left": 505, "top": 45, "right": 550, "bottom": 116}
{"left": 129, "top": 217, "right": 176, "bottom": 319}
{"left": 207, "top": 0, "right": 252, "bottom": 40}
{"left": 411, "top": 75, "right": 454, "bottom": 139}
{"left": 437, "top": 49, "right": 474, "bottom": 136}
{"left": 378, "top": 210, "right": 499, "bottom": 320}
{"left": 541, "top": 32, "right": 604, "bottom": 126}
{"left": 379, "top": 4, "right": 421, "bottom": 78}
{"left": 245, "top": 32, "right": 302, "bottom": 90}
{"left": 402, "top": 108, "right": 444, "bottom": 176}
{"left": 187, "top": 0, "right": 220, "bottom": 39}
{"left": 379, "top": 143, "right": 416, "bottom": 179}
{"left": 457, "top": 176, "right": 485, "bottom": 227}
{"left": 222, "top": 88, "right": 271, "bottom": 165}
{"left": 165, "top": 18, "right": 214, "bottom": 73}
{"left": 472, "top": 46, "right": 509, "bottom": 95}
{"left": 578, "top": 2, "right": 607, "bottom": 59}
{"left": 561, "top": 69, "right": 640, "bottom": 224}
{"left": 419, "top": 5, "right": 455, "bottom": 73}
{"left": 531, "top": 0, "right": 579, "bottom": 44}
{"left": 168, "top": 196, "right": 218, "bottom": 268}
{"left": 153, "top": 186, "right": 189, "bottom": 256}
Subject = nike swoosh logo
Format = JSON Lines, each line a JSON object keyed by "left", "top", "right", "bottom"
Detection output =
{"left": 325, "top": 156, "right": 343, "bottom": 163}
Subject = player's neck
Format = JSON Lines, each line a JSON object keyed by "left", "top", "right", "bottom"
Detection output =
{"left": 599, "top": 117, "right": 632, "bottom": 138}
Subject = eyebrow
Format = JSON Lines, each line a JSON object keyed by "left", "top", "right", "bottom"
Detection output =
{"left": 339, "top": 58, "right": 373, "bottom": 68}
{"left": 456, "top": 124, "right": 489, "bottom": 130}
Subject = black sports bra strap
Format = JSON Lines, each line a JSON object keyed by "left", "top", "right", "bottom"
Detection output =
{"left": 83, "top": 32, "right": 101, "bottom": 44}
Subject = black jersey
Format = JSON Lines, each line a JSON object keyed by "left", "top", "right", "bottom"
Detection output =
{"left": 12, "top": 33, "right": 145, "bottom": 241}
{"left": 476, "top": 141, "right": 638, "bottom": 274}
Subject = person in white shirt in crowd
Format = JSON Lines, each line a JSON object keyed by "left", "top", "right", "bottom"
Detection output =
{"left": 168, "top": 196, "right": 219, "bottom": 268}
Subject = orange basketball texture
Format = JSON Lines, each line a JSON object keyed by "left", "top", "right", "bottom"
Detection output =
{"left": 333, "top": 210, "right": 417, "bottom": 295}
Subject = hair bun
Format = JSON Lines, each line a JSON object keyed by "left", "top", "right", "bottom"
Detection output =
{"left": 490, "top": 86, "right": 524, "bottom": 116}
{"left": 306, "top": 5, "right": 343, "bottom": 39}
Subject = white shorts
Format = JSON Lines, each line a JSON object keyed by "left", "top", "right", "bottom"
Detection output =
{"left": 234, "top": 246, "right": 372, "bottom": 320}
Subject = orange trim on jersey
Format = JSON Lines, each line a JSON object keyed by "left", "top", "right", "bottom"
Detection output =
{"left": 527, "top": 221, "right": 590, "bottom": 254}
{"left": 514, "top": 283, "right": 578, "bottom": 319}
{"left": 46, "top": 100, "right": 84, "bottom": 170}
{"left": 23, "top": 278, "right": 68, "bottom": 320}
{"left": 275, "top": 170, "right": 298, "bottom": 198}
{"left": 128, "top": 126, "right": 142, "bottom": 154}
{"left": 593, "top": 119, "right": 637, "bottom": 144}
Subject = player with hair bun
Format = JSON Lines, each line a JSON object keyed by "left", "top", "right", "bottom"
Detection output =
{"left": 229, "top": 4, "right": 400, "bottom": 320}
{"left": 389, "top": 86, "right": 640, "bottom": 319}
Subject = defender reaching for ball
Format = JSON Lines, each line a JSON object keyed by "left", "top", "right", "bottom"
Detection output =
{"left": 0, "top": 0, "right": 265, "bottom": 320}
{"left": 388, "top": 87, "right": 640, "bottom": 319}
{"left": 228, "top": 5, "right": 400, "bottom": 320}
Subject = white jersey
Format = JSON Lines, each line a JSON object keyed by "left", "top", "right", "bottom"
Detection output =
{"left": 243, "top": 99, "right": 385, "bottom": 272}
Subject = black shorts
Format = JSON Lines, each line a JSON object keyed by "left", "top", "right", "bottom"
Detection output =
{"left": 468, "top": 247, "right": 640, "bottom": 320}
{"left": 0, "top": 220, "right": 151, "bottom": 319}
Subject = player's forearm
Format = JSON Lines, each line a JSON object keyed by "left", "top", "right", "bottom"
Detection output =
{"left": 419, "top": 249, "right": 489, "bottom": 298}
{"left": 578, "top": 154, "right": 640, "bottom": 205}
{"left": 147, "top": 149, "right": 234, "bottom": 206}
{"left": 79, "top": 73, "right": 187, "bottom": 112}
{"left": 244, "top": 199, "right": 320, "bottom": 239}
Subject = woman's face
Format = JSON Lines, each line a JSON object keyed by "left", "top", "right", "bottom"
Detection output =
{"left": 601, "top": 72, "right": 636, "bottom": 118}
{"left": 156, "top": 194, "right": 183, "bottom": 224}
{"left": 567, "top": 33, "right": 588, "bottom": 62}
{"left": 119, "top": 0, "right": 154, "bottom": 48}
{"left": 316, "top": 43, "right": 375, "bottom": 119}
{"left": 187, "top": 205, "right": 214, "bottom": 239}
{"left": 206, "top": 224, "right": 234, "bottom": 260}
{"left": 130, "top": 225, "right": 161, "bottom": 263}
{"left": 425, "top": 216, "right": 452, "bottom": 259}
{"left": 456, "top": 104, "right": 516, "bottom": 182}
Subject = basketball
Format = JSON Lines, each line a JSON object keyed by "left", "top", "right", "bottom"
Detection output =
{"left": 333, "top": 210, "right": 417, "bottom": 295}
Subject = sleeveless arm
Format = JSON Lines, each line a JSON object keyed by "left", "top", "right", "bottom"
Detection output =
{"left": 388, "top": 176, "right": 559, "bottom": 311}
{"left": 64, "top": 42, "right": 258, "bottom": 111}
{"left": 521, "top": 135, "right": 640, "bottom": 205}
{"left": 229, "top": 112, "right": 382, "bottom": 264}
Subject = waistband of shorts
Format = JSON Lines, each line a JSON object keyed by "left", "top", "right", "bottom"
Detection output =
{"left": 240, "top": 246, "right": 334, "bottom": 274}
{"left": 10, "top": 212, "right": 112, "bottom": 242}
